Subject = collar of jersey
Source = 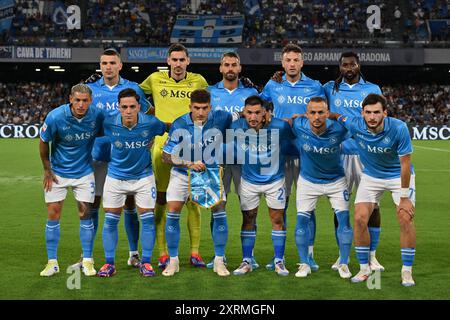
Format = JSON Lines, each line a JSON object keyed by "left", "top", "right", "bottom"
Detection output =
{"left": 99, "top": 76, "right": 125, "bottom": 86}
{"left": 282, "top": 72, "right": 311, "bottom": 86}
{"left": 340, "top": 77, "right": 365, "bottom": 87}
{"left": 217, "top": 80, "right": 244, "bottom": 89}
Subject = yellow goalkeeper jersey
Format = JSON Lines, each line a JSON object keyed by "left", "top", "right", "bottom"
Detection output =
{"left": 139, "top": 71, "right": 208, "bottom": 123}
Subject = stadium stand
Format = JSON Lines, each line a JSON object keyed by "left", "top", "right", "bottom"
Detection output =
{"left": 1, "top": 0, "right": 449, "bottom": 47}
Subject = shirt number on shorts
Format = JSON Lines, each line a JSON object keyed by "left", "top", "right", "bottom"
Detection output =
{"left": 277, "top": 187, "right": 285, "bottom": 201}
{"left": 90, "top": 182, "right": 95, "bottom": 194}
{"left": 343, "top": 190, "right": 350, "bottom": 202}
{"left": 409, "top": 188, "right": 415, "bottom": 199}
{"left": 151, "top": 187, "right": 156, "bottom": 200}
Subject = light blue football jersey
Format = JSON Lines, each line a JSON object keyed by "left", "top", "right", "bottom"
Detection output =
{"left": 103, "top": 113, "right": 166, "bottom": 180}
{"left": 208, "top": 80, "right": 259, "bottom": 161}
{"left": 338, "top": 115, "right": 414, "bottom": 179}
{"left": 260, "top": 73, "right": 325, "bottom": 156}
{"left": 40, "top": 103, "right": 104, "bottom": 179}
{"left": 208, "top": 80, "right": 259, "bottom": 113}
{"left": 292, "top": 117, "right": 348, "bottom": 184}
{"left": 88, "top": 76, "right": 149, "bottom": 162}
{"left": 231, "top": 118, "right": 295, "bottom": 184}
{"left": 323, "top": 78, "right": 382, "bottom": 155}
{"left": 163, "top": 110, "right": 233, "bottom": 176}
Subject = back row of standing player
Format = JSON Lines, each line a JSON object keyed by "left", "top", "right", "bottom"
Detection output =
{"left": 39, "top": 43, "right": 415, "bottom": 286}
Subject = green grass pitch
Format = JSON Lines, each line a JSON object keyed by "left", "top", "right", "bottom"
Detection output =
{"left": 0, "top": 139, "right": 449, "bottom": 300}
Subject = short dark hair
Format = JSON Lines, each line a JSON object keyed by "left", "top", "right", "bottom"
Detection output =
{"left": 190, "top": 89, "right": 210, "bottom": 104}
{"left": 118, "top": 88, "right": 140, "bottom": 103}
{"left": 308, "top": 96, "right": 328, "bottom": 109}
{"left": 168, "top": 43, "right": 189, "bottom": 57}
{"left": 221, "top": 51, "right": 240, "bottom": 63}
{"left": 102, "top": 48, "right": 121, "bottom": 61}
{"left": 339, "top": 51, "right": 360, "bottom": 65}
{"left": 362, "top": 93, "right": 387, "bottom": 111}
{"left": 282, "top": 43, "right": 303, "bottom": 56}
{"left": 244, "top": 95, "right": 264, "bottom": 108}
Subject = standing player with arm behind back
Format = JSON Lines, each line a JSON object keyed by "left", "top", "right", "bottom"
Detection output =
{"left": 140, "top": 43, "right": 209, "bottom": 269}
{"left": 39, "top": 84, "right": 103, "bottom": 277}
{"left": 260, "top": 43, "right": 325, "bottom": 271}
{"left": 323, "top": 52, "right": 384, "bottom": 272}
{"left": 332, "top": 94, "right": 416, "bottom": 287}
{"left": 206, "top": 51, "right": 260, "bottom": 270}
{"left": 72, "top": 48, "right": 150, "bottom": 270}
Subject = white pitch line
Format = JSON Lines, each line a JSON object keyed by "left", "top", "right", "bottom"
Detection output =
{"left": 414, "top": 145, "right": 450, "bottom": 153}
{"left": 415, "top": 169, "right": 450, "bottom": 172}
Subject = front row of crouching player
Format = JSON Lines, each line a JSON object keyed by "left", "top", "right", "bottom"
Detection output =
{"left": 39, "top": 86, "right": 416, "bottom": 286}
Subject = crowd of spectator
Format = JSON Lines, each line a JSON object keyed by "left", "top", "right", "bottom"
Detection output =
{"left": 0, "top": 82, "right": 70, "bottom": 124}
{"left": 1, "top": 0, "right": 449, "bottom": 48}
{"left": 1, "top": 81, "right": 448, "bottom": 126}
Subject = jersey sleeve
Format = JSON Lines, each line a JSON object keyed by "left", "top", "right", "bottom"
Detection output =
{"left": 396, "top": 122, "right": 413, "bottom": 156}
{"left": 139, "top": 73, "right": 154, "bottom": 95}
{"left": 337, "top": 115, "right": 357, "bottom": 133}
{"left": 198, "top": 75, "right": 209, "bottom": 89}
{"left": 260, "top": 81, "right": 273, "bottom": 102}
{"left": 154, "top": 116, "right": 168, "bottom": 136}
{"left": 40, "top": 112, "right": 57, "bottom": 142}
{"left": 163, "top": 121, "right": 181, "bottom": 155}
{"left": 135, "top": 85, "right": 150, "bottom": 113}
{"left": 281, "top": 120, "right": 296, "bottom": 140}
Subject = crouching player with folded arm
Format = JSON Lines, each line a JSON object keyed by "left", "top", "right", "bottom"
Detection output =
{"left": 160, "top": 89, "right": 236, "bottom": 277}
{"left": 329, "top": 93, "right": 416, "bottom": 287}
{"left": 290, "top": 97, "right": 352, "bottom": 279}
{"left": 97, "top": 88, "right": 169, "bottom": 277}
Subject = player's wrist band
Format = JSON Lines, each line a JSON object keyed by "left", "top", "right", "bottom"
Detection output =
{"left": 400, "top": 188, "right": 409, "bottom": 198}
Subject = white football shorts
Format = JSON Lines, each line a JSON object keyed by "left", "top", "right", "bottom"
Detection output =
{"left": 239, "top": 177, "right": 286, "bottom": 211}
{"left": 103, "top": 175, "right": 156, "bottom": 209}
{"left": 355, "top": 173, "right": 416, "bottom": 206}
{"left": 166, "top": 169, "right": 226, "bottom": 203}
{"left": 341, "top": 154, "right": 363, "bottom": 194}
{"left": 44, "top": 173, "right": 95, "bottom": 203}
{"left": 296, "top": 176, "right": 349, "bottom": 212}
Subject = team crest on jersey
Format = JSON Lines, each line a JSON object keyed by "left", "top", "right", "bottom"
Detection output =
{"left": 361, "top": 91, "right": 368, "bottom": 97}
{"left": 329, "top": 136, "right": 338, "bottom": 144}
{"left": 90, "top": 121, "right": 96, "bottom": 128}
{"left": 304, "top": 88, "right": 311, "bottom": 93}
{"left": 302, "top": 143, "right": 312, "bottom": 152}
{"left": 96, "top": 102, "right": 104, "bottom": 109}
{"left": 382, "top": 136, "right": 391, "bottom": 144}
{"left": 188, "top": 82, "right": 193, "bottom": 87}
{"left": 64, "top": 134, "right": 73, "bottom": 142}
{"left": 277, "top": 95, "right": 286, "bottom": 104}
{"left": 160, "top": 89, "right": 168, "bottom": 97}
{"left": 114, "top": 141, "right": 123, "bottom": 149}
{"left": 335, "top": 98, "right": 342, "bottom": 107}
{"left": 141, "top": 130, "right": 149, "bottom": 138}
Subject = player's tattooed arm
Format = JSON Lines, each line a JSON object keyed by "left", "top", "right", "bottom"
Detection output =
{"left": 39, "top": 140, "right": 58, "bottom": 192}
{"left": 162, "top": 151, "right": 206, "bottom": 171}
{"left": 328, "top": 112, "right": 342, "bottom": 120}
{"left": 271, "top": 71, "right": 284, "bottom": 83}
